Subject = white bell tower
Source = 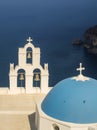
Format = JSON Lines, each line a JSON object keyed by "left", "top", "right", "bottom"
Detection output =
{"left": 9, "top": 37, "right": 49, "bottom": 94}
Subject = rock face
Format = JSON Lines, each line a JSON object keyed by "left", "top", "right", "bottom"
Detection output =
{"left": 84, "top": 25, "right": 97, "bottom": 54}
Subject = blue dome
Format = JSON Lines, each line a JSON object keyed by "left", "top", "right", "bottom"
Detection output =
{"left": 42, "top": 77, "right": 97, "bottom": 124}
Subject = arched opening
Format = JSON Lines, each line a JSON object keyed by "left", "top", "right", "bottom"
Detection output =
{"left": 26, "top": 47, "right": 32, "bottom": 64}
{"left": 52, "top": 124, "right": 60, "bottom": 130}
{"left": 33, "top": 69, "right": 41, "bottom": 87}
{"left": 17, "top": 69, "right": 25, "bottom": 87}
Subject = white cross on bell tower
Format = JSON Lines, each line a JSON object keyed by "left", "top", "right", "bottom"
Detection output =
{"left": 77, "top": 63, "right": 85, "bottom": 76}
{"left": 27, "top": 37, "right": 33, "bottom": 43}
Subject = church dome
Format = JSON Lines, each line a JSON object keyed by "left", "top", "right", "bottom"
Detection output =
{"left": 42, "top": 63, "right": 97, "bottom": 124}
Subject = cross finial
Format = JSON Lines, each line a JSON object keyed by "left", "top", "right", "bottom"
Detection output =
{"left": 77, "top": 63, "right": 85, "bottom": 75}
{"left": 72, "top": 63, "right": 89, "bottom": 81}
{"left": 27, "top": 37, "right": 33, "bottom": 43}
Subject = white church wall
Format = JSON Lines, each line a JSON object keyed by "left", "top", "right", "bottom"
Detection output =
{"left": 35, "top": 105, "right": 40, "bottom": 130}
{"left": 18, "top": 48, "right": 26, "bottom": 66}
{"left": 8, "top": 37, "right": 51, "bottom": 95}
{"left": 33, "top": 48, "right": 40, "bottom": 66}
{"left": 9, "top": 87, "right": 26, "bottom": 94}
{"left": 39, "top": 116, "right": 71, "bottom": 130}
{"left": 41, "top": 75, "right": 49, "bottom": 93}
{"left": 71, "top": 127, "right": 88, "bottom": 130}
{"left": 38, "top": 112, "right": 93, "bottom": 130}
{"left": 26, "top": 75, "right": 33, "bottom": 93}
{"left": 0, "top": 88, "right": 9, "bottom": 95}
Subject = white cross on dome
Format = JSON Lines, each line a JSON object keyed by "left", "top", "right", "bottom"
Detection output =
{"left": 77, "top": 63, "right": 85, "bottom": 76}
{"left": 72, "top": 63, "right": 89, "bottom": 81}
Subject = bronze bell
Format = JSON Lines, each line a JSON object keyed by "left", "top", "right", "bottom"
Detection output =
{"left": 34, "top": 74, "right": 40, "bottom": 81}
{"left": 19, "top": 73, "right": 24, "bottom": 80}
{"left": 27, "top": 52, "right": 31, "bottom": 59}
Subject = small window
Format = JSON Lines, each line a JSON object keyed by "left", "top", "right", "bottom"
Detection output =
{"left": 52, "top": 124, "right": 60, "bottom": 130}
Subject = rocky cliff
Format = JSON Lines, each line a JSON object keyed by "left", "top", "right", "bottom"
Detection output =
{"left": 84, "top": 25, "right": 97, "bottom": 54}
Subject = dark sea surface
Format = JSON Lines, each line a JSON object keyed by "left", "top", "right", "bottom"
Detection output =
{"left": 0, "top": 0, "right": 97, "bottom": 86}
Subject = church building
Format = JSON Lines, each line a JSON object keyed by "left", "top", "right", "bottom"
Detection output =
{"left": 0, "top": 37, "right": 97, "bottom": 130}
{"left": 9, "top": 37, "right": 51, "bottom": 94}
{"left": 35, "top": 63, "right": 97, "bottom": 130}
